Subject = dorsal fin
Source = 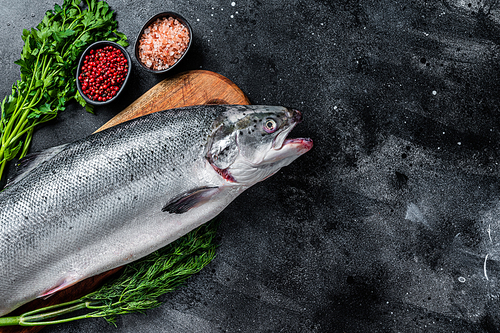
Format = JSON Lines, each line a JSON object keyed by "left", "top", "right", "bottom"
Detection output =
{"left": 5, "top": 143, "right": 68, "bottom": 188}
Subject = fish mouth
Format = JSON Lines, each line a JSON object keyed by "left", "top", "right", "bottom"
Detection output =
{"left": 282, "top": 138, "right": 313, "bottom": 153}
{"left": 272, "top": 122, "right": 297, "bottom": 150}
{"left": 271, "top": 130, "right": 313, "bottom": 157}
{"left": 272, "top": 109, "right": 311, "bottom": 152}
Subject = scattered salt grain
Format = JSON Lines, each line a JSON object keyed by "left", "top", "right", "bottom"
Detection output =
{"left": 138, "top": 17, "right": 190, "bottom": 71}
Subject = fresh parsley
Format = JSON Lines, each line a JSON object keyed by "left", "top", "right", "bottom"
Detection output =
{"left": 0, "top": 0, "right": 128, "bottom": 183}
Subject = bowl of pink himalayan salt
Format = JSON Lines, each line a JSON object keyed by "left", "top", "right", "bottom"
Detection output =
{"left": 134, "top": 12, "right": 192, "bottom": 73}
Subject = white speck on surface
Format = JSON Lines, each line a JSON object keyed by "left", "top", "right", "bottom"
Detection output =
{"left": 432, "top": 90, "right": 437, "bottom": 95}
{"left": 457, "top": 142, "right": 461, "bottom": 145}
{"left": 405, "top": 203, "right": 431, "bottom": 228}
{"left": 458, "top": 277, "right": 466, "bottom": 283}
{"left": 231, "top": 1, "right": 236, "bottom": 6}
{"left": 230, "top": 15, "right": 234, "bottom": 18}
{"left": 484, "top": 254, "right": 489, "bottom": 280}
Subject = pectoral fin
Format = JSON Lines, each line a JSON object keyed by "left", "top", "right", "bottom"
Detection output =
{"left": 162, "top": 187, "right": 220, "bottom": 214}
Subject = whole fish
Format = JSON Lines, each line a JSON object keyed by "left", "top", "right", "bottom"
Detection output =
{"left": 0, "top": 104, "right": 312, "bottom": 316}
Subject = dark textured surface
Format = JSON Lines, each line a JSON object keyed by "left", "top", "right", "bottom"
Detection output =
{"left": 2, "top": 0, "right": 500, "bottom": 332}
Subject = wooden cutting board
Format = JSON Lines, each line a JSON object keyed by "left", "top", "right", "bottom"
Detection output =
{"left": 0, "top": 70, "right": 250, "bottom": 333}
{"left": 97, "top": 69, "right": 250, "bottom": 131}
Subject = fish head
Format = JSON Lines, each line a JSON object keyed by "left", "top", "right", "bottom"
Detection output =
{"left": 207, "top": 105, "right": 313, "bottom": 185}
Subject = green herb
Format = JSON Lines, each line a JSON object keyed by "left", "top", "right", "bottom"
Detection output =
{"left": 0, "top": 0, "right": 128, "bottom": 184}
{"left": 0, "top": 220, "right": 218, "bottom": 327}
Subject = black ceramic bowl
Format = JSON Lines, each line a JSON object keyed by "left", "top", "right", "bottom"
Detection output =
{"left": 76, "top": 41, "right": 132, "bottom": 106}
{"left": 134, "top": 12, "right": 192, "bottom": 74}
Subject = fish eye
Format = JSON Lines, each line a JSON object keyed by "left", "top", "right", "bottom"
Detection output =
{"left": 263, "top": 119, "right": 277, "bottom": 133}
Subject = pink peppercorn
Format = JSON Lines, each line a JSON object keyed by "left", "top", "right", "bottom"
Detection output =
{"left": 78, "top": 45, "right": 128, "bottom": 102}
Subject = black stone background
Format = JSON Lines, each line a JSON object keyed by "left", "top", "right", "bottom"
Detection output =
{"left": 2, "top": 0, "right": 500, "bottom": 332}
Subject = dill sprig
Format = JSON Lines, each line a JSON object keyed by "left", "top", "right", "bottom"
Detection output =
{"left": 0, "top": 220, "right": 218, "bottom": 327}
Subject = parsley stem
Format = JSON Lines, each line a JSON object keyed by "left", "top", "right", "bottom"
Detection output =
{"left": 0, "top": 160, "right": 6, "bottom": 180}
{"left": 0, "top": 46, "right": 45, "bottom": 151}
{"left": 19, "top": 127, "right": 34, "bottom": 158}
{"left": 6, "top": 112, "right": 28, "bottom": 146}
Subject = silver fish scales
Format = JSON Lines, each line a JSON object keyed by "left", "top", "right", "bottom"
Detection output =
{"left": 0, "top": 104, "right": 312, "bottom": 316}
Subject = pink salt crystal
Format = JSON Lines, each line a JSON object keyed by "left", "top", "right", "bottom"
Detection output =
{"left": 138, "top": 16, "right": 190, "bottom": 70}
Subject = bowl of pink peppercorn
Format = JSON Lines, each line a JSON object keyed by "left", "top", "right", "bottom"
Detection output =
{"left": 76, "top": 41, "right": 131, "bottom": 105}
